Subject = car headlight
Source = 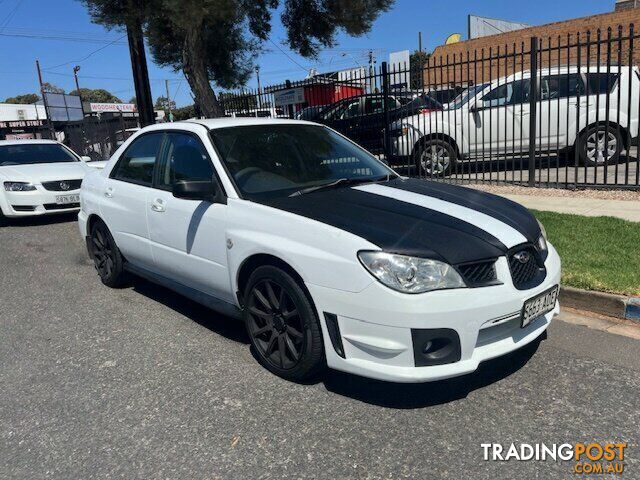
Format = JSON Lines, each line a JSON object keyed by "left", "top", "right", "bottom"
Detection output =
{"left": 536, "top": 219, "right": 548, "bottom": 252}
{"left": 358, "top": 251, "right": 466, "bottom": 294}
{"left": 4, "top": 181, "right": 36, "bottom": 192}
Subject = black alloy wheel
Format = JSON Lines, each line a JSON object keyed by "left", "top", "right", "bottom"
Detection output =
{"left": 244, "top": 266, "right": 324, "bottom": 381}
{"left": 90, "top": 221, "right": 125, "bottom": 287}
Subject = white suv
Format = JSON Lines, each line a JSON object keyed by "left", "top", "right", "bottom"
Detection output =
{"left": 390, "top": 66, "right": 640, "bottom": 175}
{"left": 79, "top": 119, "right": 561, "bottom": 383}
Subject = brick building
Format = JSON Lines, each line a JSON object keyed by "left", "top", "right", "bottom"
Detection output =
{"left": 423, "top": 3, "right": 640, "bottom": 87}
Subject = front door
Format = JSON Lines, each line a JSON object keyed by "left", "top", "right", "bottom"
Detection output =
{"left": 468, "top": 79, "right": 531, "bottom": 158}
{"left": 146, "top": 131, "right": 232, "bottom": 302}
{"left": 99, "top": 132, "right": 163, "bottom": 268}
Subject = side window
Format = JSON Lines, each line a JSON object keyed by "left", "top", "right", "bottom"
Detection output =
{"left": 364, "top": 97, "right": 384, "bottom": 115}
{"left": 585, "top": 73, "right": 619, "bottom": 94}
{"left": 541, "top": 74, "right": 583, "bottom": 100}
{"left": 157, "top": 132, "right": 214, "bottom": 190}
{"left": 480, "top": 80, "right": 530, "bottom": 107}
{"left": 481, "top": 83, "right": 512, "bottom": 107}
{"left": 339, "top": 99, "right": 362, "bottom": 119}
{"left": 112, "top": 133, "right": 163, "bottom": 186}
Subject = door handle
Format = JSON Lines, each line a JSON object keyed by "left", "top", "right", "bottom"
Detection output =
{"left": 150, "top": 199, "right": 166, "bottom": 213}
{"left": 104, "top": 187, "right": 114, "bottom": 198}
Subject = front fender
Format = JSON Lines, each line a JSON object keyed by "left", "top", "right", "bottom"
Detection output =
{"left": 226, "top": 229, "right": 375, "bottom": 296}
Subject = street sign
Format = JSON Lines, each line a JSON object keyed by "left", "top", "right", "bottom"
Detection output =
{"left": 273, "top": 88, "right": 305, "bottom": 107}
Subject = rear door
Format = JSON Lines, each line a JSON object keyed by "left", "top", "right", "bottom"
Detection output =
{"left": 99, "top": 132, "right": 163, "bottom": 268}
{"left": 537, "top": 73, "right": 584, "bottom": 151}
{"left": 146, "top": 131, "right": 232, "bottom": 301}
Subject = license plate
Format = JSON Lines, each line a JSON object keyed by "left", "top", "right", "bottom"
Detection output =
{"left": 55, "top": 194, "right": 80, "bottom": 205}
{"left": 521, "top": 285, "right": 559, "bottom": 328}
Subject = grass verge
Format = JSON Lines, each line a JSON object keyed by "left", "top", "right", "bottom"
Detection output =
{"left": 532, "top": 210, "right": 640, "bottom": 296}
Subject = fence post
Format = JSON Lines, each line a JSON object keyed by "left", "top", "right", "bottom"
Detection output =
{"left": 528, "top": 37, "right": 539, "bottom": 187}
{"left": 381, "top": 61, "right": 391, "bottom": 161}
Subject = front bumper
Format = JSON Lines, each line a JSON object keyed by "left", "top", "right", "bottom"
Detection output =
{"left": 1, "top": 187, "right": 80, "bottom": 217}
{"left": 307, "top": 244, "right": 561, "bottom": 383}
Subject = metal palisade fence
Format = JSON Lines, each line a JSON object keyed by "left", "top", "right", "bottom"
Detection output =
{"left": 220, "top": 24, "right": 640, "bottom": 190}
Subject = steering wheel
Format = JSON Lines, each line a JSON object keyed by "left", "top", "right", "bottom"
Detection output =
{"left": 234, "top": 167, "right": 262, "bottom": 187}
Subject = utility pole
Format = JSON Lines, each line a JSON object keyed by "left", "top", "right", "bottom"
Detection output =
{"left": 35, "top": 60, "right": 55, "bottom": 138}
{"left": 255, "top": 66, "right": 262, "bottom": 108}
{"left": 165, "top": 79, "right": 173, "bottom": 122}
{"left": 418, "top": 32, "right": 424, "bottom": 90}
{"left": 73, "top": 65, "right": 84, "bottom": 114}
{"left": 126, "top": 13, "right": 154, "bottom": 127}
{"left": 368, "top": 50, "right": 375, "bottom": 93}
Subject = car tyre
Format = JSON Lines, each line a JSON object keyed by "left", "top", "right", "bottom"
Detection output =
{"left": 413, "top": 138, "right": 457, "bottom": 177}
{"left": 89, "top": 220, "right": 126, "bottom": 287}
{"left": 0, "top": 208, "right": 7, "bottom": 227}
{"left": 243, "top": 265, "right": 325, "bottom": 382}
{"left": 578, "top": 124, "right": 623, "bottom": 167}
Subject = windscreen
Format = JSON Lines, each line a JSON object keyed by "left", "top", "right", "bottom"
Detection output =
{"left": 0, "top": 144, "right": 78, "bottom": 166}
{"left": 210, "top": 124, "right": 393, "bottom": 201}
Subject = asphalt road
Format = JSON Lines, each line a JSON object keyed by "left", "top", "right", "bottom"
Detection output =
{"left": 1, "top": 215, "right": 639, "bottom": 479}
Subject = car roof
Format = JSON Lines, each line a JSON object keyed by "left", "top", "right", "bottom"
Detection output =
{"left": 185, "top": 117, "right": 321, "bottom": 130}
{"left": 0, "top": 139, "right": 61, "bottom": 147}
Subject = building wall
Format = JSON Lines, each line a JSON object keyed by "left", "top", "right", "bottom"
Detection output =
{"left": 0, "top": 103, "right": 47, "bottom": 122}
{"left": 424, "top": 8, "right": 640, "bottom": 87}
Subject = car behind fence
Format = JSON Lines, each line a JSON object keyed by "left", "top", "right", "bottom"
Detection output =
{"left": 220, "top": 25, "right": 640, "bottom": 190}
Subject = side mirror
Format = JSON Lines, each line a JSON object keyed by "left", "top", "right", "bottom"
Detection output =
{"left": 172, "top": 179, "right": 226, "bottom": 204}
{"left": 80, "top": 155, "right": 92, "bottom": 162}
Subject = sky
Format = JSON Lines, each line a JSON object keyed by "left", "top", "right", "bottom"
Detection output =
{"left": 0, "top": 0, "right": 614, "bottom": 108}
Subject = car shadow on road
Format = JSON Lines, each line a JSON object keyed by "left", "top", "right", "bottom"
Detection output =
{"left": 129, "top": 275, "right": 250, "bottom": 345}
{"left": 322, "top": 332, "right": 546, "bottom": 409}
{"left": 1, "top": 212, "right": 78, "bottom": 227}
{"left": 123, "top": 273, "right": 545, "bottom": 409}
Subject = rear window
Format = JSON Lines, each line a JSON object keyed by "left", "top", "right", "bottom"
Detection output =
{"left": 0, "top": 143, "right": 77, "bottom": 166}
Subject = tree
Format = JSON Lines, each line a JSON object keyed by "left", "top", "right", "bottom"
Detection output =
{"left": 69, "top": 88, "right": 122, "bottom": 103}
{"left": 42, "top": 82, "right": 65, "bottom": 94}
{"left": 128, "top": 96, "right": 136, "bottom": 105}
{"left": 154, "top": 95, "right": 176, "bottom": 112}
{"left": 172, "top": 104, "right": 196, "bottom": 121}
{"left": 410, "top": 50, "right": 431, "bottom": 90}
{"left": 79, "top": 0, "right": 394, "bottom": 117}
{"left": 4, "top": 93, "right": 40, "bottom": 104}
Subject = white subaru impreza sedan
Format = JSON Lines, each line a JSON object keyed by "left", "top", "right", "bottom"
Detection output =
{"left": 0, "top": 139, "right": 97, "bottom": 223}
{"left": 78, "top": 118, "right": 561, "bottom": 383}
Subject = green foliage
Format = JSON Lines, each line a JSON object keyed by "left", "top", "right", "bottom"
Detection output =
{"left": 172, "top": 104, "right": 196, "bottom": 121}
{"left": 532, "top": 210, "right": 640, "bottom": 296}
{"left": 410, "top": 50, "right": 431, "bottom": 90}
{"left": 69, "top": 88, "right": 122, "bottom": 103}
{"left": 42, "top": 83, "right": 65, "bottom": 94}
{"left": 154, "top": 95, "right": 177, "bottom": 111}
{"left": 4, "top": 93, "right": 40, "bottom": 104}
{"left": 79, "top": 0, "right": 395, "bottom": 116}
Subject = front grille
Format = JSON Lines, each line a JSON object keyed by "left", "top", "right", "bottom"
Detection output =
{"left": 43, "top": 202, "right": 80, "bottom": 210}
{"left": 41, "top": 179, "right": 82, "bottom": 191}
{"left": 508, "top": 246, "right": 546, "bottom": 290}
{"left": 456, "top": 259, "right": 498, "bottom": 287}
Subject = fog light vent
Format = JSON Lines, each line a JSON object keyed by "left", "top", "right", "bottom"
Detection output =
{"left": 411, "top": 328, "right": 461, "bottom": 367}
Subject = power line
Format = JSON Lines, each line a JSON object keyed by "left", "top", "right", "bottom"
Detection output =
{"left": 43, "top": 33, "right": 127, "bottom": 71}
{"left": 267, "top": 38, "right": 309, "bottom": 74}
{"left": 0, "top": 0, "right": 24, "bottom": 33}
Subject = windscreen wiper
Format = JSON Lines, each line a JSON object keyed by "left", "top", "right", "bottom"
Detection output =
{"left": 289, "top": 175, "right": 392, "bottom": 197}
